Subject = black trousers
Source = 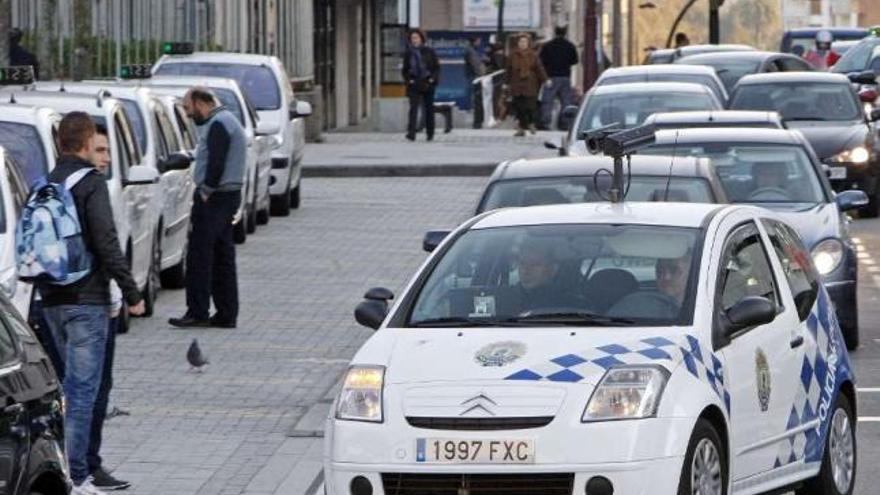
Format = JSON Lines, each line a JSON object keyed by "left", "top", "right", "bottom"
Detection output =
{"left": 512, "top": 95, "right": 538, "bottom": 129}
{"left": 185, "top": 190, "right": 241, "bottom": 321}
{"left": 407, "top": 87, "right": 435, "bottom": 138}
{"left": 87, "top": 316, "right": 117, "bottom": 472}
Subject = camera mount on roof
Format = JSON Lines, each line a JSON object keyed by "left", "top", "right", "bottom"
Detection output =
{"left": 579, "top": 123, "right": 658, "bottom": 203}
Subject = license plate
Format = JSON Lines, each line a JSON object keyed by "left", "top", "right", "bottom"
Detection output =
{"left": 416, "top": 438, "right": 535, "bottom": 464}
{"left": 829, "top": 167, "right": 847, "bottom": 180}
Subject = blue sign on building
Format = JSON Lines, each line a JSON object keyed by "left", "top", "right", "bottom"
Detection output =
{"left": 426, "top": 31, "right": 491, "bottom": 110}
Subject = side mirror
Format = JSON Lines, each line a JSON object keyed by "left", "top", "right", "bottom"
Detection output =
{"left": 423, "top": 230, "right": 451, "bottom": 253}
{"left": 159, "top": 152, "right": 192, "bottom": 172}
{"left": 559, "top": 105, "right": 579, "bottom": 131}
{"left": 848, "top": 70, "right": 877, "bottom": 85}
{"left": 364, "top": 287, "right": 394, "bottom": 301}
{"left": 355, "top": 287, "right": 394, "bottom": 330}
{"left": 256, "top": 119, "right": 281, "bottom": 136}
{"left": 725, "top": 296, "right": 777, "bottom": 335}
{"left": 858, "top": 88, "right": 878, "bottom": 103}
{"left": 836, "top": 189, "right": 869, "bottom": 211}
{"left": 124, "top": 166, "right": 160, "bottom": 186}
{"left": 870, "top": 108, "right": 880, "bottom": 122}
{"left": 291, "top": 100, "right": 312, "bottom": 119}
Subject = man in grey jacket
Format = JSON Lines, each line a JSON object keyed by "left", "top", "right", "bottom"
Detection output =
{"left": 169, "top": 87, "right": 247, "bottom": 328}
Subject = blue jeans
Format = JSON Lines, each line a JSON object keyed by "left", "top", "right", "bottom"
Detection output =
{"left": 540, "top": 76, "right": 574, "bottom": 129}
{"left": 43, "top": 304, "right": 108, "bottom": 485}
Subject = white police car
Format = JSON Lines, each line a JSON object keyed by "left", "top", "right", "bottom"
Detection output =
{"left": 0, "top": 146, "right": 33, "bottom": 316}
{"left": 330, "top": 202, "right": 856, "bottom": 495}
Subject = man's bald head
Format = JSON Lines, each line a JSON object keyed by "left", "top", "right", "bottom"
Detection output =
{"left": 183, "top": 87, "right": 217, "bottom": 124}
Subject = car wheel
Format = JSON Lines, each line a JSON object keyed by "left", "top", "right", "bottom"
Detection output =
{"left": 291, "top": 181, "right": 301, "bottom": 209}
{"left": 160, "top": 239, "right": 187, "bottom": 289}
{"left": 256, "top": 205, "right": 270, "bottom": 225}
{"left": 677, "top": 418, "right": 727, "bottom": 495}
{"left": 796, "top": 395, "right": 856, "bottom": 495}
{"left": 271, "top": 179, "right": 292, "bottom": 216}
{"left": 142, "top": 233, "right": 161, "bottom": 317}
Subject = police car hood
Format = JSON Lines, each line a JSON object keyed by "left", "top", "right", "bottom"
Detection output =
{"left": 752, "top": 202, "right": 841, "bottom": 249}
{"left": 372, "top": 328, "right": 698, "bottom": 386}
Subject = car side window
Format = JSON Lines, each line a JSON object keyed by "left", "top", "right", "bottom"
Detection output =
{"left": 761, "top": 219, "right": 818, "bottom": 321}
{"left": 113, "top": 112, "right": 133, "bottom": 179}
{"left": 779, "top": 56, "right": 812, "bottom": 71}
{"left": 717, "top": 222, "right": 780, "bottom": 313}
{"left": 173, "top": 105, "right": 196, "bottom": 149}
{"left": 5, "top": 156, "right": 29, "bottom": 217}
{"left": 156, "top": 107, "right": 181, "bottom": 154}
{"left": 151, "top": 114, "right": 169, "bottom": 161}
{"left": 0, "top": 311, "right": 18, "bottom": 367}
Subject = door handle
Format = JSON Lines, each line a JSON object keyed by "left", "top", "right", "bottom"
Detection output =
{"left": 790, "top": 335, "right": 804, "bottom": 349}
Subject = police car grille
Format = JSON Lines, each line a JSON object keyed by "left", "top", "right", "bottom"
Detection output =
{"left": 405, "top": 416, "right": 554, "bottom": 430}
{"left": 381, "top": 473, "right": 574, "bottom": 494}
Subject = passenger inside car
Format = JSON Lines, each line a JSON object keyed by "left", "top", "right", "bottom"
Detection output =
{"left": 608, "top": 252, "right": 692, "bottom": 320}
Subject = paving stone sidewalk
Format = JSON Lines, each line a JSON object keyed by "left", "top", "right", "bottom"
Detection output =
{"left": 302, "top": 129, "right": 565, "bottom": 177}
{"left": 102, "top": 177, "right": 486, "bottom": 495}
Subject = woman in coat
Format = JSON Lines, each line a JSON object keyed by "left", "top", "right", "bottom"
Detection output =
{"left": 505, "top": 33, "right": 548, "bottom": 136}
{"left": 402, "top": 29, "right": 441, "bottom": 141}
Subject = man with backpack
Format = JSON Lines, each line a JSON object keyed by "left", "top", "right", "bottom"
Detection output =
{"left": 22, "top": 112, "right": 144, "bottom": 495}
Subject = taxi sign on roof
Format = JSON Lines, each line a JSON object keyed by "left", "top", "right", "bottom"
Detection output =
{"left": 120, "top": 64, "right": 152, "bottom": 79}
{"left": 162, "top": 41, "right": 194, "bottom": 55}
{"left": 0, "top": 66, "right": 35, "bottom": 86}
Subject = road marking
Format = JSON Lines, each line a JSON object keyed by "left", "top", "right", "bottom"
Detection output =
{"left": 859, "top": 417, "right": 880, "bottom": 422}
{"left": 857, "top": 387, "right": 880, "bottom": 393}
{"left": 857, "top": 252, "right": 871, "bottom": 259}
{"left": 868, "top": 266, "right": 880, "bottom": 273}
{"left": 853, "top": 237, "right": 862, "bottom": 245}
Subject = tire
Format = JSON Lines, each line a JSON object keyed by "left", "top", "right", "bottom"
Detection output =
{"left": 678, "top": 418, "right": 727, "bottom": 495}
{"left": 160, "top": 239, "right": 187, "bottom": 289}
{"left": 142, "top": 233, "right": 161, "bottom": 317}
{"left": 796, "top": 395, "right": 856, "bottom": 495}
{"left": 291, "top": 181, "right": 301, "bottom": 209}
{"left": 271, "top": 179, "right": 292, "bottom": 216}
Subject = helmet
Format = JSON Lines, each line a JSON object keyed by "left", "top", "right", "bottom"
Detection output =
{"left": 816, "top": 30, "right": 833, "bottom": 43}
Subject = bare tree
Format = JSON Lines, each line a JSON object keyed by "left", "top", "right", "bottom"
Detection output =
{"left": 0, "top": 0, "right": 10, "bottom": 66}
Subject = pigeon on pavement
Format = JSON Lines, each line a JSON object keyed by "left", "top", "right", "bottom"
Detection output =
{"left": 187, "top": 339, "right": 209, "bottom": 372}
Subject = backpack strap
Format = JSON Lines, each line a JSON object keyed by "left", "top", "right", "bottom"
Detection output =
{"left": 64, "top": 167, "right": 96, "bottom": 190}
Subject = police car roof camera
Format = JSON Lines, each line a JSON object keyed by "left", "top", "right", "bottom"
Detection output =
{"left": 579, "top": 122, "right": 658, "bottom": 203}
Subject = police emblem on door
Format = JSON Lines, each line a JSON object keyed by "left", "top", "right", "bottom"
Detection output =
{"left": 755, "top": 349, "right": 771, "bottom": 412}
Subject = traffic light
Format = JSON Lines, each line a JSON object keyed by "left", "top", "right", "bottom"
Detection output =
{"left": 162, "top": 42, "right": 194, "bottom": 55}
{"left": 0, "top": 66, "right": 35, "bottom": 85}
{"left": 120, "top": 64, "right": 153, "bottom": 79}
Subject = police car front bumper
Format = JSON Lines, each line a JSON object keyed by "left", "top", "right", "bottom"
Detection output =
{"left": 325, "top": 417, "right": 693, "bottom": 495}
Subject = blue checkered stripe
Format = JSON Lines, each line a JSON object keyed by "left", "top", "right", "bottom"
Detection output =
{"left": 773, "top": 288, "right": 849, "bottom": 468}
{"left": 505, "top": 334, "right": 730, "bottom": 413}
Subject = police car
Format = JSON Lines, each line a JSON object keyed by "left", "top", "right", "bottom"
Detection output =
{"left": 152, "top": 44, "right": 312, "bottom": 215}
{"left": 330, "top": 202, "right": 856, "bottom": 495}
{"left": 31, "top": 80, "right": 196, "bottom": 288}
{"left": 130, "top": 75, "right": 275, "bottom": 243}
{"left": 2, "top": 91, "right": 165, "bottom": 316}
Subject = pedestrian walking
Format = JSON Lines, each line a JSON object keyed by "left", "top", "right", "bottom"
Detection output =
{"left": 403, "top": 29, "right": 440, "bottom": 142}
{"left": 9, "top": 28, "right": 40, "bottom": 79}
{"left": 464, "top": 36, "right": 487, "bottom": 116}
{"left": 538, "top": 26, "right": 579, "bottom": 130}
{"left": 37, "top": 112, "right": 145, "bottom": 495}
{"left": 169, "top": 87, "right": 246, "bottom": 329}
{"left": 505, "top": 33, "right": 548, "bottom": 137}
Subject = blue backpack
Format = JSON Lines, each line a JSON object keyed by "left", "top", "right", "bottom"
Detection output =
{"left": 16, "top": 168, "right": 95, "bottom": 285}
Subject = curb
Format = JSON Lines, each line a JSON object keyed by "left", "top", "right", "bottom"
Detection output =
{"left": 302, "top": 163, "right": 497, "bottom": 178}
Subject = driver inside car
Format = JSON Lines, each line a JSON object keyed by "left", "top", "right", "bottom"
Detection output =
{"left": 513, "top": 238, "right": 581, "bottom": 313}
{"left": 751, "top": 161, "right": 790, "bottom": 199}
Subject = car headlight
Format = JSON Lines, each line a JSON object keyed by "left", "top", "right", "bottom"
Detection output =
{"left": 582, "top": 365, "right": 669, "bottom": 422}
{"left": 831, "top": 146, "right": 870, "bottom": 164}
{"left": 336, "top": 365, "right": 385, "bottom": 422}
{"left": 812, "top": 239, "right": 844, "bottom": 276}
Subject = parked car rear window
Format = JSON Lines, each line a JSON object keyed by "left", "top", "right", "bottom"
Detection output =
{"left": 156, "top": 63, "right": 281, "bottom": 110}
{"left": 578, "top": 91, "right": 718, "bottom": 133}
{"left": 730, "top": 82, "right": 861, "bottom": 121}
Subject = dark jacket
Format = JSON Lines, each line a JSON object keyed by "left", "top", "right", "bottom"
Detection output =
{"left": 464, "top": 46, "right": 486, "bottom": 80}
{"left": 505, "top": 49, "right": 548, "bottom": 97}
{"left": 539, "top": 37, "right": 579, "bottom": 78}
{"left": 9, "top": 44, "right": 39, "bottom": 79}
{"left": 402, "top": 45, "right": 441, "bottom": 91}
{"left": 37, "top": 156, "right": 141, "bottom": 307}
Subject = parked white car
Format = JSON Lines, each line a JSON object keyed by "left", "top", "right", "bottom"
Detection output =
{"left": 0, "top": 146, "right": 34, "bottom": 316}
{"left": 1, "top": 91, "right": 173, "bottom": 317}
{"left": 131, "top": 75, "right": 275, "bottom": 244}
{"left": 33, "top": 81, "right": 195, "bottom": 287}
{"left": 153, "top": 51, "right": 311, "bottom": 216}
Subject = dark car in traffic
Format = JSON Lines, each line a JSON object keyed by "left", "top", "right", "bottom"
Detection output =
{"left": 640, "top": 127, "right": 868, "bottom": 349}
{"left": 0, "top": 296, "right": 68, "bottom": 494}
{"left": 729, "top": 72, "right": 880, "bottom": 214}
{"left": 675, "top": 50, "right": 813, "bottom": 94}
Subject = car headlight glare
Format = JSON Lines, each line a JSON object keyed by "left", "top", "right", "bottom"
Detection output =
{"left": 582, "top": 366, "right": 669, "bottom": 422}
{"left": 336, "top": 365, "right": 385, "bottom": 422}
{"left": 832, "top": 146, "right": 870, "bottom": 164}
{"left": 811, "top": 239, "right": 844, "bottom": 276}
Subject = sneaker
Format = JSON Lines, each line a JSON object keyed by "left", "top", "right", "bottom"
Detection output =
{"left": 91, "top": 468, "right": 131, "bottom": 491}
{"left": 72, "top": 477, "right": 109, "bottom": 495}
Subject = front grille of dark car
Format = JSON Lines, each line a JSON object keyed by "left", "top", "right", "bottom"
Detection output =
{"left": 405, "top": 416, "right": 554, "bottom": 431}
{"left": 381, "top": 473, "right": 574, "bottom": 495}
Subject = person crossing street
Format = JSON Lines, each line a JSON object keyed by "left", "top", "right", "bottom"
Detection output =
{"left": 538, "top": 26, "right": 579, "bottom": 130}
{"left": 169, "top": 87, "right": 246, "bottom": 329}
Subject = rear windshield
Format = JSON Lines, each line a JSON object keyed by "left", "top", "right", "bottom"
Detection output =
{"left": 680, "top": 59, "right": 760, "bottom": 93}
{"left": 479, "top": 176, "right": 715, "bottom": 213}
{"left": 730, "top": 82, "right": 861, "bottom": 121}
{"left": 155, "top": 62, "right": 281, "bottom": 110}
{"left": 578, "top": 91, "right": 718, "bottom": 132}
{"left": 0, "top": 122, "right": 48, "bottom": 186}
{"left": 600, "top": 74, "right": 725, "bottom": 100}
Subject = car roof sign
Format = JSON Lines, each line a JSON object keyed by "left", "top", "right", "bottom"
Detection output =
{"left": 120, "top": 64, "right": 152, "bottom": 79}
{"left": 0, "top": 66, "right": 35, "bottom": 86}
{"left": 162, "top": 41, "right": 194, "bottom": 55}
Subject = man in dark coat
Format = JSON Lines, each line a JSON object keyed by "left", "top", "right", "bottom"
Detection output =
{"left": 8, "top": 28, "right": 40, "bottom": 79}
{"left": 538, "top": 26, "right": 579, "bottom": 130}
{"left": 402, "top": 29, "right": 440, "bottom": 141}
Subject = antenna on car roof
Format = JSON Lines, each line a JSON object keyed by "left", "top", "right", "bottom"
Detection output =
{"left": 59, "top": 82, "right": 65, "bottom": 92}
{"left": 8, "top": 93, "right": 15, "bottom": 104}
{"left": 662, "top": 131, "right": 680, "bottom": 202}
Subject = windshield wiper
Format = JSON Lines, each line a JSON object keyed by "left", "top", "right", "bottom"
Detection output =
{"left": 409, "top": 316, "right": 528, "bottom": 328}
{"left": 784, "top": 116, "right": 832, "bottom": 122}
{"left": 506, "top": 311, "right": 636, "bottom": 326}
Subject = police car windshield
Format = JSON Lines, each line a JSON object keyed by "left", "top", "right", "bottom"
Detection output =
{"left": 0, "top": 121, "right": 48, "bottom": 186}
{"left": 409, "top": 224, "right": 700, "bottom": 327}
{"left": 118, "top": 99, "right": 147, "bottom": 155}
{"left": 155, "top": 63, "right": 281, "bottom": 110}
{"left": 643, "top": 144, "right": 825, "bottom": 204}
{"left": 479, "top": 176, "right": 714, "bottom": 213}
{"left": 730, "top": 82, "right": 861, "bottom": 121}
{"left": 578, "top": 92, "right": 717, "bottom": 133}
